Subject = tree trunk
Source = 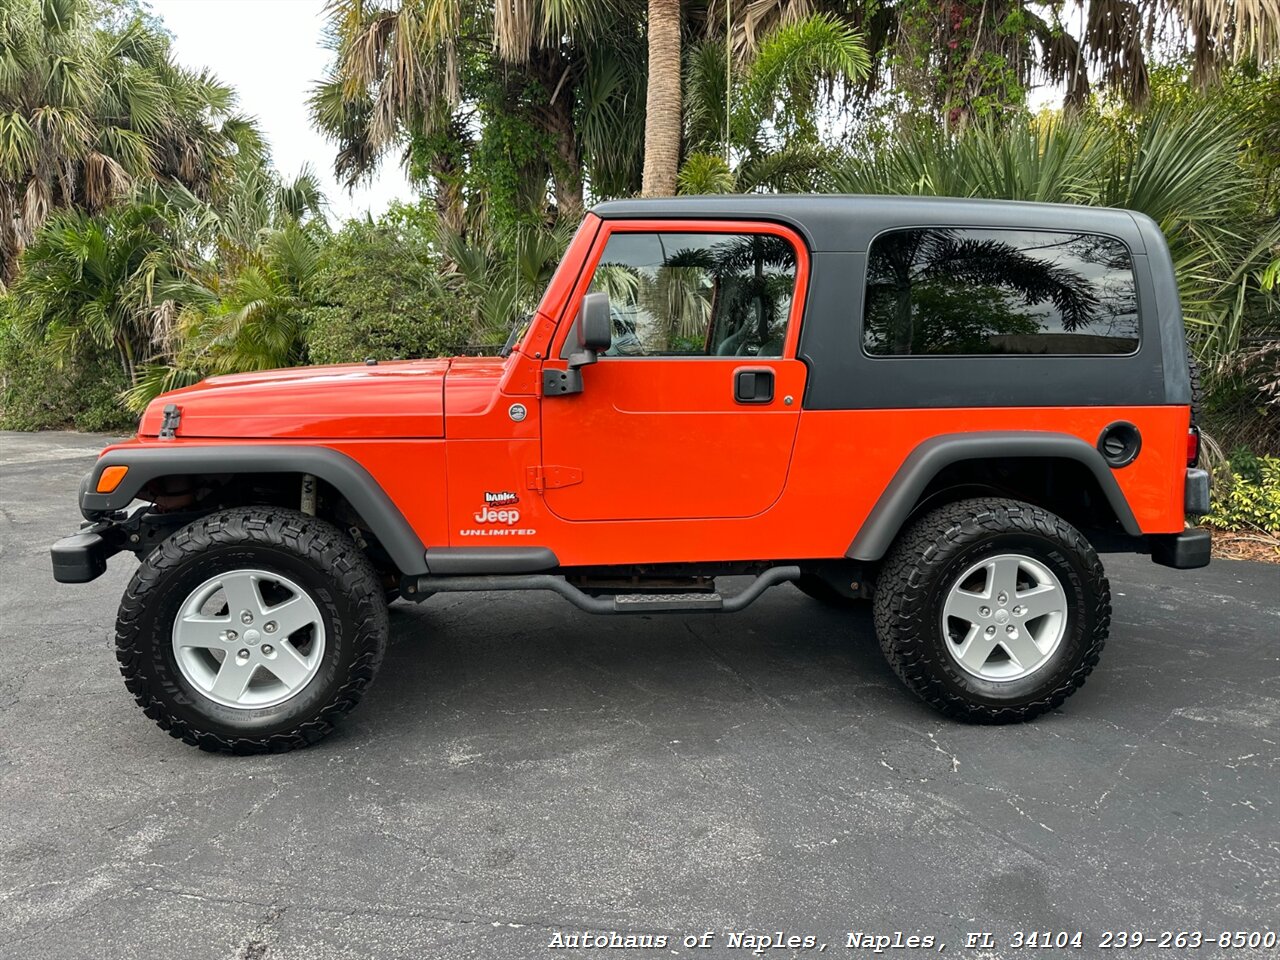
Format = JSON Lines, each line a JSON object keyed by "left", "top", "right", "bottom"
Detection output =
{"left": 117, "top": 334, "right": 137, "bottom": 387}
{"left": 0, "top": 189, "right": 20, "bottom": 286}
{"left": 641, "top": 0, "right": 682, "bottom": 197}
{"left": 0, "top": 233, "right": 18, "bottom": 287}
{"left": 549, "top": 112, "right": 583, "bottom": 219}
{"left": 434, "top": 162, "right": 465, "bottom": 237}
{"left": 531, "top": 49, "right": 584, "bottom": 220}
{"left": 432, "top": 117, "right": 469, "bottom": 237}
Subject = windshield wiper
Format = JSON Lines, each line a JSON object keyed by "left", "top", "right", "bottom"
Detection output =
{"left": 499, "top": 313, "right": 532, "bottom": 358}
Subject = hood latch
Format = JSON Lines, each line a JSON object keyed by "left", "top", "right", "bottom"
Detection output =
{"left": 159, "top": 403, "right": 182, "bottom": 439}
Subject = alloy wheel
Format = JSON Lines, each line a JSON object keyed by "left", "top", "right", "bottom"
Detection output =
{"left": 940, "top": 553, "right": 1069, "bottom": 682}
{"left": 170, "top": 568, "right": 326, "bottom": 709}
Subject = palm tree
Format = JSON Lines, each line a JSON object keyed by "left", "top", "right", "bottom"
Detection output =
{"left": 11, "top": 147, "right": 328, "bottom": 413}
{"left": 679, "top": 13, "right": 870, "bottom": 193}
{"left": 436, "top": 215, "right": 578, "bottom": 339}
{"left": 120, "top": 162, "right": 330, "bottom": 410}
{"left": 709, "top": 1, "right": 1279, "bottom": 118}
{"left": 312, "top": 0, "right": 631, "bottom": 224}
{"left": 832, "top": 102, "right": 1280, "bottom": 367}
{"left": 642, "top": 0, "right": 683, "bottom": 196}
{"left": 0, "top": 0, "right": 245, "bottom": 283}
{"left": 9, "top": 202, "right": 172, "bottom": 384}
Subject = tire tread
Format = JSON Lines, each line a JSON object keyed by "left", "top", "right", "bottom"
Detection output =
{"left": 115, "top": 506, "right": 388, "bottom": 754}
{"left": 872, "top": 497, "right": 1111, "bottom": 724}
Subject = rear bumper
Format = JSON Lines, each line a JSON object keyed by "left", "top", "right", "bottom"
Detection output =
{"left": 1149, "top": 529, "right": 1212, "bottom": 569}
{"left": 1143, "top": 467, "right": 1214, "bottom": 569}
{"left": 1184, "top": 468, "right": 1210, "bottom": 517}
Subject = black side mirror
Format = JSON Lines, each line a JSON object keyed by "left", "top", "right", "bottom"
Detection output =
{"left": 544, "top": 292, "right": 613, "bottom": 397}
{"left": 574, "top": 292, "right": 612, "bottom": 360}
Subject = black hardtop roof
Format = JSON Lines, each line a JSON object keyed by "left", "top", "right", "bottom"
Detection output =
{"left": 590, "top": 194, "right": 1153, "bottom": 253}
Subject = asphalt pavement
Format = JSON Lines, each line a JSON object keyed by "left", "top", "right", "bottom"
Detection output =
{"left": 1, "top": 430, "right": 1278, "bottom": 960}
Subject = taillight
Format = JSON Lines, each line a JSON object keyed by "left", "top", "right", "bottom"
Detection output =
{"left": 1186, "top": 427, "right": 1200, "bottom": 467}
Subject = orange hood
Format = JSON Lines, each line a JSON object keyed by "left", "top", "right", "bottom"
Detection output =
{"left": 138, "top": 360, "right": 452, "bottom": 439}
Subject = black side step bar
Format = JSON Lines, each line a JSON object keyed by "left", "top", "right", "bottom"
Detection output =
{"left": 404, "top": 566, "right": 801, "bottom": 615}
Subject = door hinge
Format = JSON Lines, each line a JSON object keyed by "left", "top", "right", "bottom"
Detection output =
{"left": 527, "top": 465, "right": 583, "bottom": 491}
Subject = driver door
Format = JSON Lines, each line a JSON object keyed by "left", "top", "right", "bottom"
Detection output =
{"left": 539, "top": 221, "right": 809, "bottom": 522}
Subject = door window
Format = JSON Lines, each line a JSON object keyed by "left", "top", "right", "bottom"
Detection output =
{"left": 585, "top": 231, "right": 799, "bottom": 357}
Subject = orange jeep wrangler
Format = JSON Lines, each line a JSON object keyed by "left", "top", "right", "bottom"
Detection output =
{"left": 51, "top": 196, "right": 1210, "bottom": 752}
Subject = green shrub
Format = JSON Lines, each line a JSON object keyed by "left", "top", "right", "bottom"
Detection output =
{"left": 1203, "top": 451, "right": 1280, "bottom": 534}
{"left": 1202, "top": 342, "right": 1280, "bottom": 456}
{"left": 302, "top": 220, "right": 473, "bottom": 365}
{"left": 0, "top": 316, "right": 135, "bottom": 433}
{"left": 305, "top": 301, "right": 470, "bottom": 365}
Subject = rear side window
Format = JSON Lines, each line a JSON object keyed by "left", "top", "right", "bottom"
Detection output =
{"left": 863, "top": 228, "right": 1140, "bottom": 356}
{"left": 586, "top": 231, "right": 798, "bottom": 357}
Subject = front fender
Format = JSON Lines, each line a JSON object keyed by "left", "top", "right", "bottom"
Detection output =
{"left": 80, "top": 444, "right": 429, "bottom": 575}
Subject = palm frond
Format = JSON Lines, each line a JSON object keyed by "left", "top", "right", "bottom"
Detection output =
{"left": 831, "top": 99, "right": 1279, "bottom": 367}
{"left": 678, "top": 152, "right": 737, "bottom": 194}
{"left": 736, "top": 142, "right": 838, "bottom": 192}
{"left": 739, "top": 13, "right": 871, "bottom": 142}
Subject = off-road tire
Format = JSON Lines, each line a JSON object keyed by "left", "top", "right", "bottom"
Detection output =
{"left": 1187, "top": 346, "right": 1203, "bottom": 425}
{"left": 873, "top": 498, "right": 1110, "bottom": 723}
{"left": 115, "top": 507, "right": 388, "bottom": 753}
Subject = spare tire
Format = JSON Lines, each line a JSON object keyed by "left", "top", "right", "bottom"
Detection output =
{"left": 1187, "top": 345, "right": 1203, "bottom": 425}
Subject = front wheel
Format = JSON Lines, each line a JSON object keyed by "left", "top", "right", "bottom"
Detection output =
{"left": 873, "top": 498, "right": 1110, "bottom": 723}
{"left": 115, "top": 507, "right": 388, "bottom": 753}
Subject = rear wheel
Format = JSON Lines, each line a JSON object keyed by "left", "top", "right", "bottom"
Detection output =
{"left": 873, "top": 498, "right": 1110, "bottom": 723}
{"left": 115, "top": 507, "right": 388, "bottom": 753}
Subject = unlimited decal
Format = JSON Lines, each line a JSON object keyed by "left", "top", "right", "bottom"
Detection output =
{"left": 460, "top": 490, "right": 536, "bottom": 537}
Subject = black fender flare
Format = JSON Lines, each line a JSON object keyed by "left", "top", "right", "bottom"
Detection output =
{"left": 80, "top": 445, "right": 429, "bottom": 575}
{"left": 846, "top": 431, "right": 1142, "bottom": 561}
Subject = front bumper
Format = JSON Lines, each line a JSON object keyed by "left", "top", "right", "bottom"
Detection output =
{"left": 51, "top": 521, "right": 123, "bottom": 583}
{"left": 51, "top": 501, "right": 169, "bottom": 583}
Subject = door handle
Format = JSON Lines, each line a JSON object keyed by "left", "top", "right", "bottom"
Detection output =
{"left": 734, "top": 368, "right": 774, "bottom": 404}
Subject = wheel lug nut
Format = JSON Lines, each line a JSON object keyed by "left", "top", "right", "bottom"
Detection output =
{"left": 262, "top": 644, "right": 274, "bottom": 656}
{"left": 237, "top": 648, "right": 250, "bottom": 659}
{"left": 979, "top": 606, "right": 991, "bottom": 617}
{"left": 1013, "top": 605, "right": 1023, "bottom": 616}
{"left": 985, "top": 626, "right": 996, "bottom": 637}
{"left": 225, "top": 630, "right": 238, "bottom": 641}
{"left": 240, "top": 611, "right": 253, "bottom": 624}
{"left": 1005, "top": 625, "right": 1015, "bottom": 635}
{"left": 997, "top": 592, "right": 1008, "bottom": 604}
{"left": 264, "top": 622, "right": 277, "bottom": 634}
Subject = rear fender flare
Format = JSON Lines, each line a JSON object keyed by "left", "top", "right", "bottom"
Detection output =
{"left": 80, "top": 445, "right": 428, "bottom": 575}
{"left": 846, "top": 432, "right": 1142, "bottom": 562}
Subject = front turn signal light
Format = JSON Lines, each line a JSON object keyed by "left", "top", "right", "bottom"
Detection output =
{"left": 96, "top": 465, "right": 129, "bottom": 494}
